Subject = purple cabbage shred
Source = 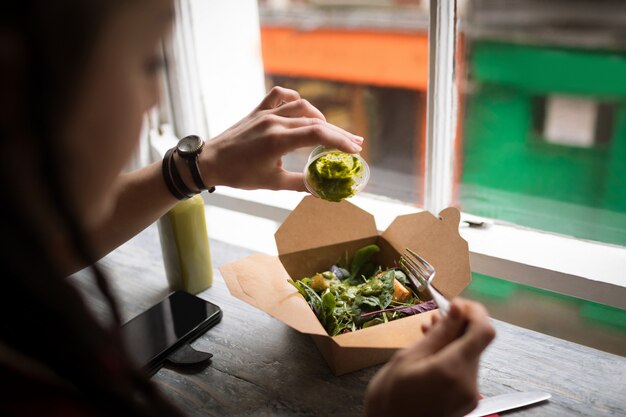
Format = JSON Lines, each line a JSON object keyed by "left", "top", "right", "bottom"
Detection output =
{"left": 360, "top": 300, "right": 437, "bottom": 319}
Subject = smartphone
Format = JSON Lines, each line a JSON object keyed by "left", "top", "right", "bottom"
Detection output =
{"left": 121, "top": 291, "right": 222, "bottom": 374}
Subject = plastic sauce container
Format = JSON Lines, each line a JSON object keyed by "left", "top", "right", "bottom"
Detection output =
{"left": 157, "top": 194, "right": 213, "bottom": 294}
{"left": 304, "top": 145, "right": 370, "bottom": 202}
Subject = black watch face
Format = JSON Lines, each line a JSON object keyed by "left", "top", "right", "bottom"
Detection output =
{"left": 178, "top": 135, "right": 204, "bottom": 156}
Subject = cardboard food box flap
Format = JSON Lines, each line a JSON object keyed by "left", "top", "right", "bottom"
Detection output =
{"left": 381, "top": 207, "right": 470, "bottom": 299}
{"left": 275, "top": 196, "right": 377, "bottom": 255}
{"left": 275, "top": 196, "right": 379, "bottom": 281}
{"left": 220, "top": 254, "right": 327, "bottom": 336}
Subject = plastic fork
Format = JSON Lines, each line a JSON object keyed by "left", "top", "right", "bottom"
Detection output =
{"left": 400, "top": 248, "right": 451, "bottom": 317}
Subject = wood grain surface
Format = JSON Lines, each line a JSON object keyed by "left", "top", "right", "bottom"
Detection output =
{"left": 70, "top": 224, "right": 626, "bottom": 417}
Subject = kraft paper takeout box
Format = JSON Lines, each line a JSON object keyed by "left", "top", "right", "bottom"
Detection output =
{"left": 220, "top": 196, "right": 471, "bottom": 375}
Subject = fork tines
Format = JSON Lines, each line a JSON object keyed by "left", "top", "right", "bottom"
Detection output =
{"left": 403, "top": 248, "right": 451, "bottom": 317}
{"left": 399, "top": 256, "right": 426, "bottom": 291}
{"left": 403, "top": 250, "right": 430, "bottom": 279}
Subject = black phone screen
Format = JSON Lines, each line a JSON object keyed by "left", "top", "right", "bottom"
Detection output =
{"left": 122, "top": 291, "right": 221, "bottom": 370}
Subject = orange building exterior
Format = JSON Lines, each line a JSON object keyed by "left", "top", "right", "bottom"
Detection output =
{"left": 260, "top": 27, "right": 430, "bottom": 90}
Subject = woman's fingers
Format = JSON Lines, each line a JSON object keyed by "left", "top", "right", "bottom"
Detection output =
{"left": 322, "top": 120, "right": 364, "bottom": 145}
{"left": 258, "top": 86, "right": 301, "bottom": 110}
{"left": 450, "top": 305, "right": 496, "bottom": 360}
{"left": 266, "top": 97, "right": 363, "bottom": 145}
{"left": 256, "top": 87, "right": 364, "bottom": 155}
{"left": 271, "top": 98, "right": 326, "bottom": 122}
{"left": 407, "top": 304, "right": 466, "bottom": 356}
{"left": 271, "top": 171, "right": 307, "bottom": 192}
{"left": 267, "top": 114, "right": 363, "bottom": 146}
{"left": 285, "top": 124, "right": 362, "bottom": 154}
{"left": 433, "top": 301, "right": 495, "bottom": 371}
{"left": 274, "top": 122, "right": 362, "bottom": 154}
{"left": 421, "top": 310, "right": 440, "bottom": 334}
{"left": 408, "top": 299, "right": 492, "bottom": 358}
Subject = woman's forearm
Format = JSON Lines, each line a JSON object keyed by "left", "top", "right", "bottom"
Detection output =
{"left": 65, "top": 160, "right": 179, "bottom": 274}
{"left": 91, "top": 161, "right": 178, "bottom": 255}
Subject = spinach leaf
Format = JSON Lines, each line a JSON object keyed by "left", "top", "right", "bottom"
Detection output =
{"left": 394, "top": 269, "right": 409, "bottom": 286}
{"left": 349, "top": 303, "right": 367, "bottom": 326}
{"left": 355, "top": 295, "right": 381, "bottom": 310}
{"left": 352, "top": 270, "right": 394, "bottom": 313}
{"left": 321, "top": 291, "right": 338, "bottom": 334}
{"left": 348, "top": 244, "right": 380, "bottom": 282}
{"left": 322, "top": 291, "right": 336, "bottom": 322}
{"left": 356, "top": 263, "right": 377, "bottom": 283}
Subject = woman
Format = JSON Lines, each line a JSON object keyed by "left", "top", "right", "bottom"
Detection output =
{"left": 0, "top": 1, "right": 495, "bottom": 416}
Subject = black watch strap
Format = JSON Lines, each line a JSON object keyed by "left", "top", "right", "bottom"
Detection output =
{"left": 178, "top": 150, "right": 216, "bottom": 194}
{"left": 162, "top": 147, "right": 194, "bottom": 200}
{"left": 186, "top": 154, "right": 207, "bottom": 191}
{"left": 169, "top": 149, "right": 195, "bottom": 198}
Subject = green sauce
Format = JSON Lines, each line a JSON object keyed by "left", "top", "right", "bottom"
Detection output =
{"left": 307, "top": 152, "right": 363, "bottom": 202}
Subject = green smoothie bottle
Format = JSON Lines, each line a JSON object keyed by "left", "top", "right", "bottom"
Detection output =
{"left": 157, "top": 194, "right": 213, "bottom": 294}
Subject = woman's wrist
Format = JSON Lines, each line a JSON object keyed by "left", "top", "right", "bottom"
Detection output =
{"left": 172, "top": 151, "right": 201, "bottom": 194}
{"left": 195, "top": 139, "right": 219, "bottom": 189}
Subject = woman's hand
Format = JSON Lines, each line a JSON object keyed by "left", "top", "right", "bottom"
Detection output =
{"left": 198, "top": 86, "right": 364, "bottom": 191}
{"left": 364, "top": 299, "right": 496, "bottom": 417}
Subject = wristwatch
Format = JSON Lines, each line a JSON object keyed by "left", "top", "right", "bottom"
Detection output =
{"left": 175, "top": 135, "right": 215, "bottom": 193}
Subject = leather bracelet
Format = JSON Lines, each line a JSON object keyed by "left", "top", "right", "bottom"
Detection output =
{"left": 175, "top": 151, "right": 216, "bottom": 193}
{"left": 185, "top": 149, "right": 207, "bottom": 191}
{"left": 188, "top": 157, "right": 215, "bottom": 193}
{"left": 162, "top": 148, "right": 193, "bottom": 200}
{"left": 168, "top": 148, "right": 196, "bottom": 198}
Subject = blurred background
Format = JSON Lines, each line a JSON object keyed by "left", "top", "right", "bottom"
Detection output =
{"left": 251, "top": 0, "right": 626, "bottom": 356}
{"left": 259, "top": 0, "right": 626, "bottom": 246}
{"left": 160, "top": 0, "right": 626, "bottom": 356}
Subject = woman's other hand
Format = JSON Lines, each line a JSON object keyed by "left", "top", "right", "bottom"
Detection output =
{"left": 364, "top": 299, "right": 496, "bottom": 417}
{"left": 198, "top": 86, "right": 364, "bottom": 191}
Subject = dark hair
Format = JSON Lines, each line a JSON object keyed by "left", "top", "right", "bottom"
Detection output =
{"left": 0, "top": 2, "right": 184, "bottom": 416}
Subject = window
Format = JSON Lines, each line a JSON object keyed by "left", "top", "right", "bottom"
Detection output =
{"left": 260, "top": 2, "right": 431, "bottom": 205}
{"left": 154, "top": 0, "right": 626, "bottom": 356}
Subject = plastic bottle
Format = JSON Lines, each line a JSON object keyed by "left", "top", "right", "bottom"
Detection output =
{"left": 157, "top": 194, "right": 213, "bottom": 294}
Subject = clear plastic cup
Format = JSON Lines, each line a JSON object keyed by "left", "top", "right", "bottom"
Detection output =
{"left": 303, "top": 145, "right": 370, "bottom": 202}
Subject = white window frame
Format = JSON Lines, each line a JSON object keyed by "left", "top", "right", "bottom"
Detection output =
{"left": 152, "top": 0, "right": 626, "bottom": 311}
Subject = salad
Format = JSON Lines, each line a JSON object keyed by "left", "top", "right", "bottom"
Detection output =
{"left": 288, "top": 244, "right": 437, "bottom": 336}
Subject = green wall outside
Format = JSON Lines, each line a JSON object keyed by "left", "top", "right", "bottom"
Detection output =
{"left": 461, "top": 42, "right": 626, "bottom": 245}
{"left": 470, "top": 41, "right": 626, "bottom": 97}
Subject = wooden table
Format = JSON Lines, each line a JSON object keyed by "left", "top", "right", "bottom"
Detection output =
{"left": 71, "top": 224, "right": 626, "bottom": 417}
